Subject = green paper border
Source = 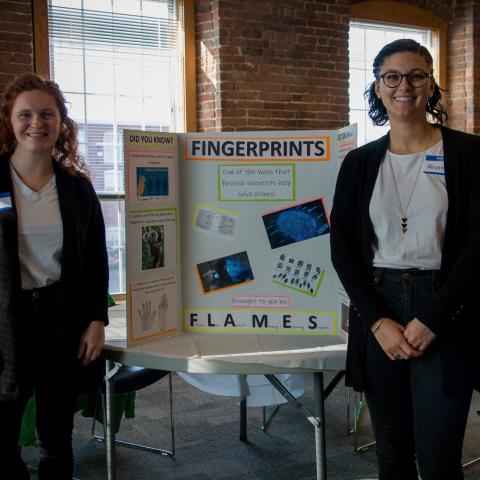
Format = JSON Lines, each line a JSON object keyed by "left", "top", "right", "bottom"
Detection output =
{"left": 217, "top": 163, "right": 296, "bottom": 202}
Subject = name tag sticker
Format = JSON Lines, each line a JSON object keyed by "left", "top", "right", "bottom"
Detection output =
{"left": 424, "top": 155, "right": 445, "bottom": 175}
{"left": 0, "top": 192, "right": 12, "bottom": 210}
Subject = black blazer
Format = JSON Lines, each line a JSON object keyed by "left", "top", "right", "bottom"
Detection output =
{"left": 330, "top": 126, "right": 480, "bottom": 393}
{"left": 0, "top": 157, "right": 109, "bottom": 400}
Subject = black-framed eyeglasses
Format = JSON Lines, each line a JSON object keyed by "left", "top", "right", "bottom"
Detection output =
{"left": 379, "top": 70, "right": 432, "bottom": 88}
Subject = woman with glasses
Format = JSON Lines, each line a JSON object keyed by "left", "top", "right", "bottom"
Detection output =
{"left": 331, "top": 38, "right": 479, "bottom": 480}
{"left": 0, "top": 73, "right": 108, "bottom": 478}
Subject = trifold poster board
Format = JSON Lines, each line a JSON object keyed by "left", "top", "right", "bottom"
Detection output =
{"left": 124, "top": 126, "right": 357, "bottom": 346}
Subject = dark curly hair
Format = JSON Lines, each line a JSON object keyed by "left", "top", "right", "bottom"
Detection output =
{"left": 0, "top": 73, "right": 89, "bottom": 177}
{"left": 364, "top": 39, "right": 448, "bottom": 126}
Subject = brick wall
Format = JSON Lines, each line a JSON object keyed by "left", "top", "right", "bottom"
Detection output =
{"left": 195, "top": 0, "right": 480, "bottom": 135}
{"left": 195, "top": 0, "right": 350, "bottom": 132}
{"left": 195, "top": 0, "right": 221, "bottom": 131}
{"left": 0, "top": 0, "right": 33, "bottom": 95}
{"left": 0, "top": 0, "right": 479, "bottom": 135}
{"left": 447, "top": 2, "right": 480, "bottom": 133}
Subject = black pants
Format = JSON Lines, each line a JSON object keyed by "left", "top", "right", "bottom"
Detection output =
{"left": 365, "top": 268, "right": 473, "bottom": 480}
{"left": 0, "top": 283, "right": 78, "bottom": 480}
{"left": 0, "top": 397, "right": 30, "bottom": 479}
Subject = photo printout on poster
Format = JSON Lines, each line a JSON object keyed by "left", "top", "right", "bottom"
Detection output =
{"left": 137, "top": 166, "right": 169, "bottom": 198}
{"left": 271, "top": 251, "right": 325, "bottom": 297}
{"left": 124, "top": 131, "right": 177, "bottom": 203}
{"left": 127, "top": 153, "right": 174, "bottom": 203}
{"left": 127, "top": 208, "right": 177, "bottom": 275}
{"left": 262, "top": 197, "right": 330, "bottom": 249}
{"left": 129, "top": 274, "right": 178, "bottom": 341}
{"left": 196, "top": 251, "right": 254, "bottom": 295}
{"left": 193, "top": 204, "right": 239, "bottom": 239}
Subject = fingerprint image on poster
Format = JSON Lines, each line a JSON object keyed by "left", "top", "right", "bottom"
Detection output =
{"left": 271, "top": 252, "right": 325, "bottom": 296}
{"left": 197, "top": 251, "right": 254, "bottom": 294}
{"left": 262, "top": 197, "right": 330, "bottom": 249}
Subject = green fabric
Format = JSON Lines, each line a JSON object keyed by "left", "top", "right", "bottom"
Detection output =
{"left": 19, "top": 390, "right": 136, "bottom": 447}
{"left": 78, "top": 390, "right": 137, "bottom": 430}
{"left": 107, "top": 294, "right": 116, "bottom": 308}
{"left": 19, "top": 396, "right": 37, "bottom": 447}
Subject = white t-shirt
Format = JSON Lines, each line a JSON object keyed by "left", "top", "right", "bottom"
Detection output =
{"left": 10, "top": 164, "right": 63, "bottom": 289}
{"left": 369, "top": 141, "right": 447, "bottom": 269}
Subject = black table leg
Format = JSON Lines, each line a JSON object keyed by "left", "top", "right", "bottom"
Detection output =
{"left": 240, "top": 397, "right": 247, "bottom": 442}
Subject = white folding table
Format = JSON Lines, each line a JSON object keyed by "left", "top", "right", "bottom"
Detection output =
{"left": 102, "top": 327, "right": 347, "bottom": 480}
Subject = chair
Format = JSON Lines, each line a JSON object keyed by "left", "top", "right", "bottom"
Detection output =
{"left": 462, "top": 407, "right": 480, "bottom": 469}
{"left": 347, "top": 389, "right": 376, "bottom": 453}
{"left": 91, "top": 364, "right": 175, "bottom": 457}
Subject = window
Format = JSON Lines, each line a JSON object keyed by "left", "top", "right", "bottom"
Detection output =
{"left": 349, "top": 1, "right": 447, "bottom": 146}
{"left": 45, "top": 0, "right": 190, "bottom": 293}
{"left": 349, "top": 22, "right": 432, "bottom": 145}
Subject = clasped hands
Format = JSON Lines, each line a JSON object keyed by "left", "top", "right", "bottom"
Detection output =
{"left": 371, "top": 317, "right": 436, "bottom": 361}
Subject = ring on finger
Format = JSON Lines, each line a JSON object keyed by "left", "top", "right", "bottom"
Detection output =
{"left": 393, "top": 352, "right": 401, "bottom": 360}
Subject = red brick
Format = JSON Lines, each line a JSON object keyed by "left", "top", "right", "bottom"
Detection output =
{"left": 194, "top": 0, "right": 475, "bottom": 132}
{"left": 1, "top": 62, "right": 34, "bottom": 74}
{"left": 0, "top": 1, "right": 31, "bottom": 14}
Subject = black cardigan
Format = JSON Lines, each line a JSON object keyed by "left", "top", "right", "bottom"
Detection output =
{"left": 0, "top": 157, "right": 109, "bottom": 401}
{"left": 330, "top": 126, "right": 480, "bottom": 393}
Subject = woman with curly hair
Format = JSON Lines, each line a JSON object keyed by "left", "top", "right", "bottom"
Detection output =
{"left": 331, "top": 39, "right": 479, "bottom": 480}
{"left": 0, "top": 73, "right": 109, "bottom": 479}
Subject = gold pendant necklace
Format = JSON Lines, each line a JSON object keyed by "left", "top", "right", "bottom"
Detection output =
{"left": 388, "top": 149, "right": 426, "bottom": 234}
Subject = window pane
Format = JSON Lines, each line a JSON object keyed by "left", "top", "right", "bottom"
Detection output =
{"left": 84, "top": 0, "right": 111, "bottom": 12}
{"left": 48, "top": 0, "right": 183, "bottom": 294}
{"left": 114, "top": 60, "right": 143, "bottom": 97}
{"left": 116, "top": 97, "right": 143, "bottom": 126}
{"left": 85, "top": 52, "right": 115, "bottom": 95}
{"left": 52, "top": 48, "right": 84, "bottom": 91}
{"left": 349, "top": 22, "right": 432, "bottom": 145}
{"left": 101, "top": 200, "right": 125, "bottom": 294}
{"left": 349, "top": 68, "right": 368, "bottom": 111}
{"left": 114, "top": 0, "right": 142, "bottom": 16}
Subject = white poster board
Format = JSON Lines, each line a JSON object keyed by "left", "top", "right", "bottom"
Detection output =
{"left": 124, "top": 126, "right": 357, "bottom": 345}
{"left": 124, "top": 130, "right": 182, "bottom": 344}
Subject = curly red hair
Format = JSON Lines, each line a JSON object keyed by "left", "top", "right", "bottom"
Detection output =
{"left": 0, "top": 73, "right": 89, "bottom": 177}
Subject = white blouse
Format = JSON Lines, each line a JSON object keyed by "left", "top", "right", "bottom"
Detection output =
{"left": 10, "top": 164, "right": 63, "bottom": 289}
{"left": 369, "top": 141, "right": 447, "bottom": 269}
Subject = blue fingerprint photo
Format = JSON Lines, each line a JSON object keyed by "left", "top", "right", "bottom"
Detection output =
{"left": 136, "top": 167, "right": 169, "bottom": 197}
{"left": 262, "top": 198, "right": 330, "bottom": 249}
{"left": 197, "top": 251, "right": 254, "bottom": 294}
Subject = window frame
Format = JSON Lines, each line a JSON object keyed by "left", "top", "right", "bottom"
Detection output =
{"left": 350, "top": 1, "right": 447, "bottom": 89}
{"left": 32, "top": 0, "right": 197, "bottom": 132}
{"left": 32, "top": 0, "right": 197, "bottom": 298}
